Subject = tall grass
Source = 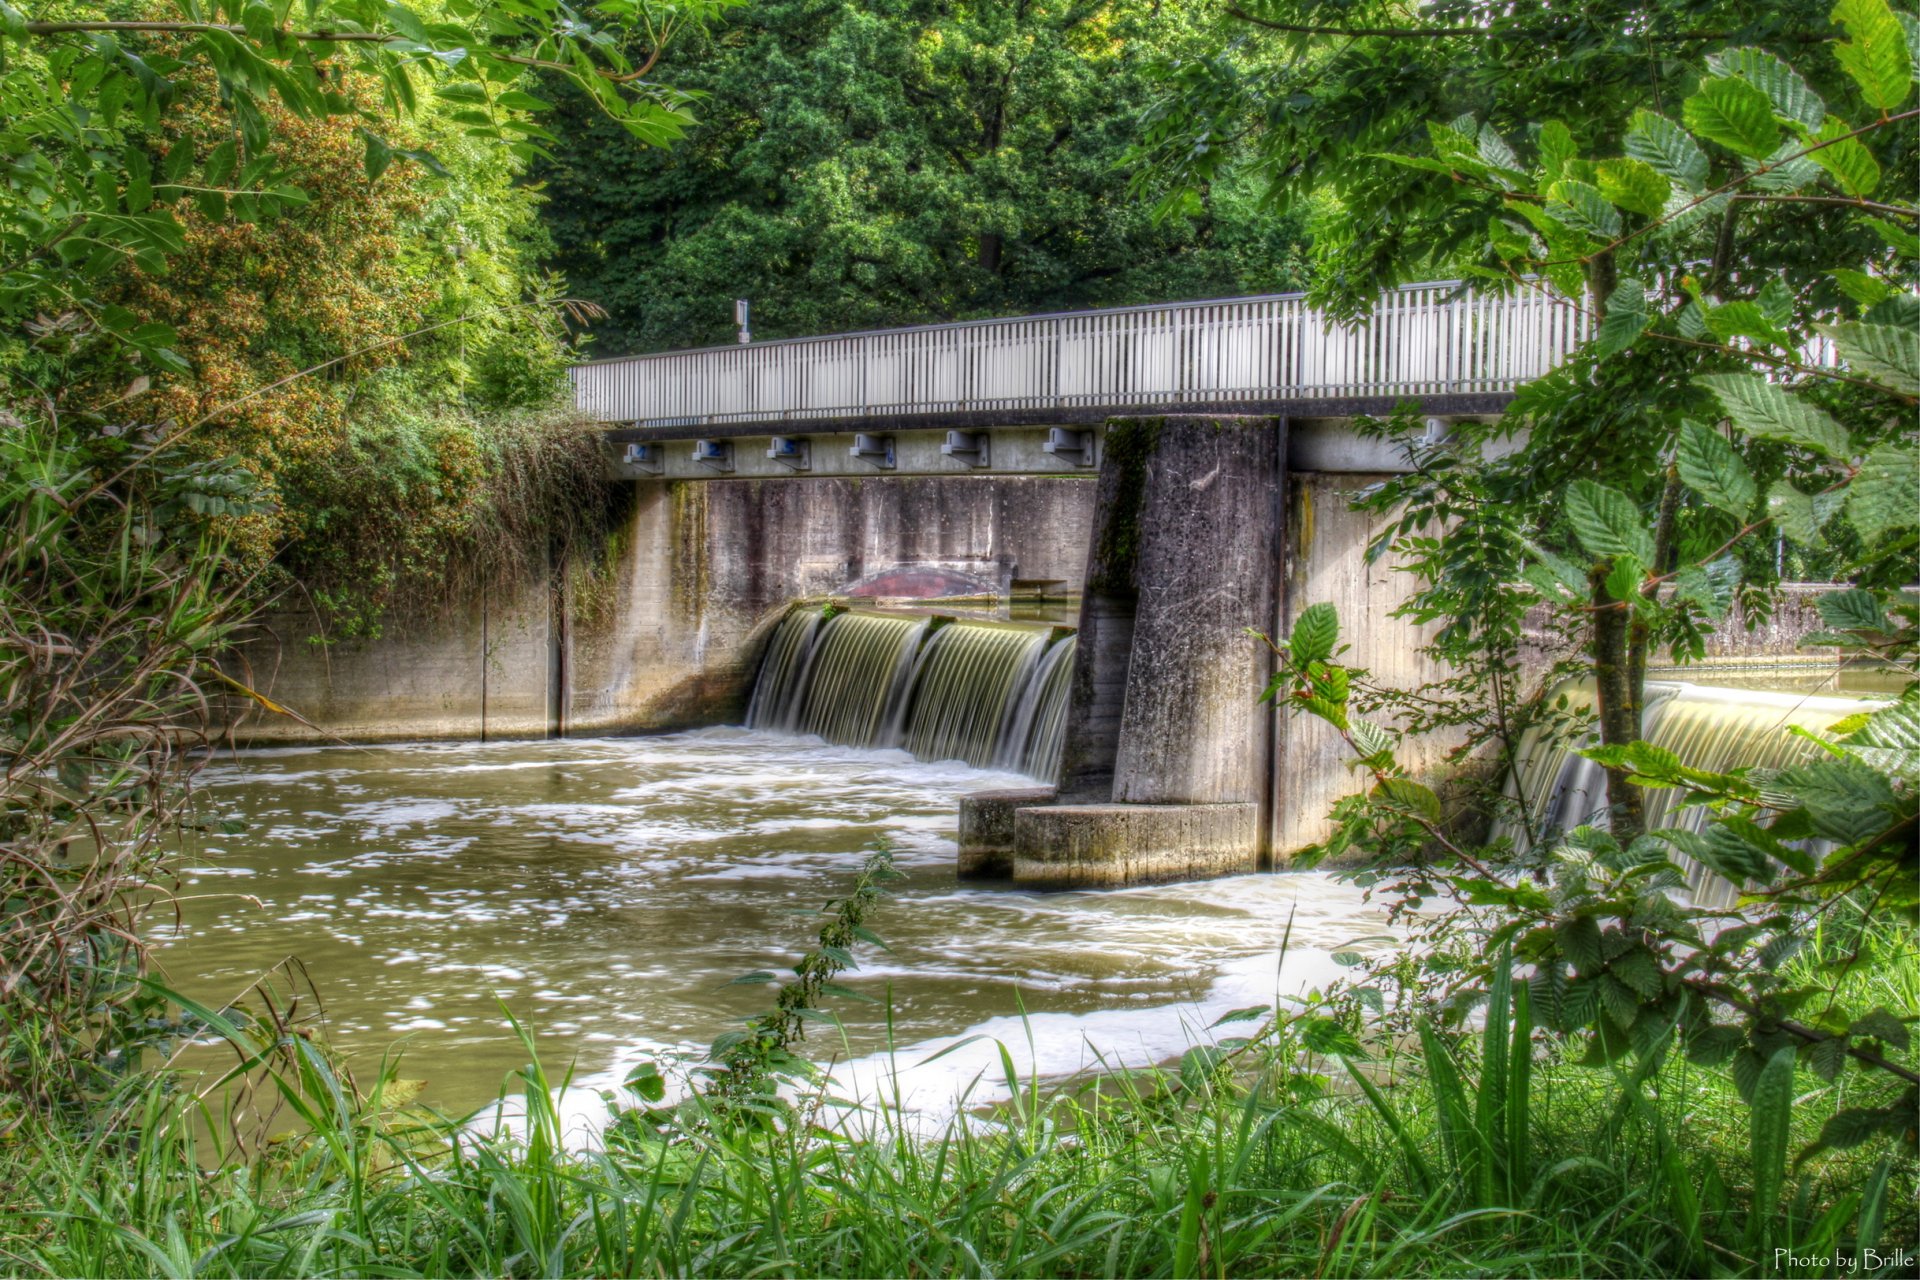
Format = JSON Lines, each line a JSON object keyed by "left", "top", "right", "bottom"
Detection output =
{"left": 2, "top": 956, "right": 1912, "bottom": 1279}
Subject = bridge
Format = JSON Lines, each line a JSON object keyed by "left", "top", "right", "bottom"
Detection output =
{"left": 557, "top": 282, "right": 1612, "bottom": 883}
{"left": 572, "top": 281, "right": 1587, "bottom": 479}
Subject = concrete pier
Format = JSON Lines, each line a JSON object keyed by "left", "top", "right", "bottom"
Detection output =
{"left": 964, "top": 414, "right": 1282, "bottom": 889}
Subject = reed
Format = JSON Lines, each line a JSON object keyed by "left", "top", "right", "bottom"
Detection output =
{"left": 2, "top": 939, "right": 1912, "bottom": 1279}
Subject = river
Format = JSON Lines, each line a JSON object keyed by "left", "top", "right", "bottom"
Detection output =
{"left": 156, "top": 729, "right": 1382, "bottom": 1124}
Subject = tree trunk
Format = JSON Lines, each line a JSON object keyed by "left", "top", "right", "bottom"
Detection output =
{"left": 1589, "top": 564, "right": 1646, "bottom": 844}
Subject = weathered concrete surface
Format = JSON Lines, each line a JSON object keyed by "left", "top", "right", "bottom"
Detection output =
{"left": 999, "top": 415, "right": 1282, "bottom": 888}
{"left": 226, "top": 474, "right": 1096, "bottom": 742}
{"left": 1271, "top": 472, "right": 1465, "bottom": 857}
{"left": 1012, "top": 803, "right": 1260, "bottom": 888}
{"left": 957, "top": 787, "right": 1058, "bottom": 877}
{"left": 1109, "top": 417, "right": 1281, "bottom": 807}
{"left": 222, "top": 577, "right": 559, "bottom": 743}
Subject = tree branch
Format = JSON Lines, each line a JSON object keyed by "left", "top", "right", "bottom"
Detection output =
{"left": 1223, "top": 7, "right": 1822, "bottom": 42}
{"left": 1682, "top": 976, "right": 1920, "bottom": 1087}
{"left": 20, "top": 20, "right": 663, "bottom": 83}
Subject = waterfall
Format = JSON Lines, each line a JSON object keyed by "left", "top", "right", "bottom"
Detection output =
{"left": 746, "top": 608, "right": 1076, "bottom": 781}
{"left": 1498, "top": 679, "right": 1879, "bottom": 905}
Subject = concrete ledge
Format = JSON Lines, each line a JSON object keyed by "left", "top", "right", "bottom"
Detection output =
{"left": 957, "top": 788, "right": 1057, "bottom": 877}
{"left": 1011, "top": 802, "right": 1259, "bottom": 889}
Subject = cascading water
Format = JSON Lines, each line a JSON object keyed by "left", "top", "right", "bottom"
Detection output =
{"left": 1496, "top": 679, "right": 1879, "bottom": 905}
{"left": 746, "top": 608, "right": 1076, "bottom": 781}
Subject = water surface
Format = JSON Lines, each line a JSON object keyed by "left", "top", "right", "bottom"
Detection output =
{"left": 160, "top": 730, "right": 1379, "bottom": 1117}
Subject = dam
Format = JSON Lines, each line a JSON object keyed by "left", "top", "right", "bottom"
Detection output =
{"left": 225, "top": 280, "right": 1850, "bottom": 885}
{"left": 176, "top": 281, "right": 1880, "bottom": 1114}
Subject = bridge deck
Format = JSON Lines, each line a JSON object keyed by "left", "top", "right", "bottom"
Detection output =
{"left": 572, "top": 281, "right": 1588, "bottom": 432}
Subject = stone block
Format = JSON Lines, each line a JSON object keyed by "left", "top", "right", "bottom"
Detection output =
{"left": 957, "top": 787, "right": 1056, "bottom": 877}
{"left": 1011, "top": 802, "right": 1259, "bottom": 889}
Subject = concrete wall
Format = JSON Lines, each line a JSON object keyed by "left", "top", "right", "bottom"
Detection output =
{"left": 1272, "top": 473, "right": 1464, "bottom": 855}
{"left": 226, "top": 473, "right": 1097, "bottom": 742}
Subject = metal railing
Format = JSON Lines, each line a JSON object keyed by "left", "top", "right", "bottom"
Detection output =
{"left": 571, "top": 281, "right": 1592, "bottom": 427}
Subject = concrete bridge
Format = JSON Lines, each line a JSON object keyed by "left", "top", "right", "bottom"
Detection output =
{"left": 573, "top": 282, "right": 1584, "bottom": 480}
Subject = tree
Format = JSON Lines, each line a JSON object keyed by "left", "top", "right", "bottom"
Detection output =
{"left": 1144, "top": 0, "right": 1916, "bottom": 842}
{"left": 1160, "top": 0, "right": 1918, "bottom": 1188}
{"left": 535, "top": 0, "right": 1315, "bottom": 353}
{"left": 0, "top": 0, "right": 719, "bottom": 1109}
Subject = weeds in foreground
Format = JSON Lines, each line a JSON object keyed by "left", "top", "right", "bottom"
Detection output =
{"left": 1, "top": 950, "right": 1912, "bottom": 1280}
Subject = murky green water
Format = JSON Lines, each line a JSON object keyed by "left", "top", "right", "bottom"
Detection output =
{"left": 159, "top": 730, "right": 1379, "bottom": 1120}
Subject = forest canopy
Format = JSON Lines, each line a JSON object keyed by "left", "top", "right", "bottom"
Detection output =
{"left": 535, "top": 0, "right": 1316, "bottom": 353}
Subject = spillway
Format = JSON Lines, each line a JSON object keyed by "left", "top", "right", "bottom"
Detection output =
{"left": 1498, "top": 679, "right": 1879, "bottom": 905}
{"left": 746, "top": 608, "right": 1076, "bottom": 781}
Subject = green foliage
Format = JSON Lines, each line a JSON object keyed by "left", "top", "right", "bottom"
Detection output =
{"left": 1265, "top": 600, "right": 1920, "bottom": 1179}
{"left": 0, "top": 414, "right": 257, "bottom": 1113}
{"left": 0, "top": 0, "right": 729, "bottom": 371}
{"left": 704, "top": 841, "right": 900, "bottom": 1116}
{"left": 534, "top": 0, "right": 1314, "bottom": 353}
{"left": 4, "top": 954, "right": 1914, "bottom": 1277}
{"left": 0, "top": 0, "right": 698, "bottom": 1118}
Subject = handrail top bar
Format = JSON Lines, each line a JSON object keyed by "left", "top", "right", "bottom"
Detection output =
{"left": 571, "top": 278, "right": 1483, "bottom": 368}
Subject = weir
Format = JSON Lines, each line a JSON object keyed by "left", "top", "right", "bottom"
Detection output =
{"left": 745, "top": 608, "right": 1077, "bottom": 781}
{"left": 1499, "top": 680, "right": 1877, "bottom": 906}
{"left": 222, "top": 283, "right": 1854, "bottom": 893}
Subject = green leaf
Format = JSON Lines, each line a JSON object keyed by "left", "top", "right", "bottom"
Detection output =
{"left": 1847, "top": 441, "right": 1920, "bottom": 539}
{"left": 1683, "top": 77, "right": 1782, "bottom": 158}
{"left": 1677, "top": 420, "right": 1757, "bottom": 515}
{"left": 1609, "top": 947, "right": 1666, "bottom": 1000}
{"left": 1774, "top": 755, "right": 1899, "bottom": 844}
{"left": 1671, "top": 564, "right": 1735, "bottom": 620}
{"left": 0, "top": 0, "right": 25, "bottom": 39}
{"left": 1817, "top": 321, "right": 1919, "bottom": 395}
{"left": 1477, "top": 123, "right": 1525, "bottom": 179}
{"left": 1348, "top": 716, "right": 1397, "bottom": 766}
{"left": 1748, "top": 138, "right": 1822, "bottom": 193}
{"left": 1710, "top": 47, "right": 1827, "bottom": 127}
{"left": 1626, "top": 110, "right": 1709, "bottom": 192}
{"left": 1598, "top": 974, "right": 1642, "bottom": 1030}
{"left": 1605, "top": 554, "right": 1645, "bottom": 602}
{"left": 1768, "top": 481, "right": 1821, "bottom": 546}
{"left": 1211, "top": 1004, "right": 1272, "bottom": 1027}
{"left": 386, "top": 2, "right": 431, "bottom": 42}
{"left": 1705, "top": 300, "right": 1794, "bottom": 349}
{"left": 1559, "top": 917, "right": 1604, "bottom": 975}
{"left": 1808, "top": 1105, "right": 1912, "bottom": 1159}
{"left": 1830, "top": 269, "right": 1895, "bottom": 307}
{"left": 361, "top": 130, "right": 395, "bottom": 182}
{"left": 1692, "top": 823, "right": 1776, "bottom": 882}
{"left": 1831, "top": 0, "right": 1913, "bottom": 110}
{"left": 1848, "top": 1009, "right": 1912, "bottom": 1050}
{"left": 1865, "top": 291, "right": 1919, "bottom": 328}
{"left": 1807, "top": 117, "right": 1882, "bottom": 197}
{"left": 1747, "top": 1046, "right": 1796, "bottom": 1249}
{"left": 1548, "top": 178, "right": 1622, "bottom": 238}
{"left": 1863, "top": 216, "right": 1920, "bottom": 257}
{"left": 1687, "top": 1024, "right": 1747, "bottom": 1067}
{"left": 1566, "top": 480, "right": 1655, "bottom": 563}
{"left": 1375, "top": 777, "right": 1442, "bottom": 822}
{"left": 1289, "top": 601, "right": 1339, "bottom": 665}
{"left": 122, "top": 148, "right": 152, "bottom": 214}
{"left": 1817, "top": 587, "right": 1895, "bottom": 634}
{"left": 1595, "top": 158, "right": 1669, "bottom": 216}
{"left": 1698, "top": 373, "right": 1852, "bottom": 458}
{"left": 624, "top": 1061, "right": 667, "bottom": 1102}
{"left": 1595, "top": 277, "right": 1649, "bottom": 357}
{"left": 1537, "top": 120, "right": 1576, "bottom": 185}
{"left": 205, "top": 139, "right": 237, "bottom": 187}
